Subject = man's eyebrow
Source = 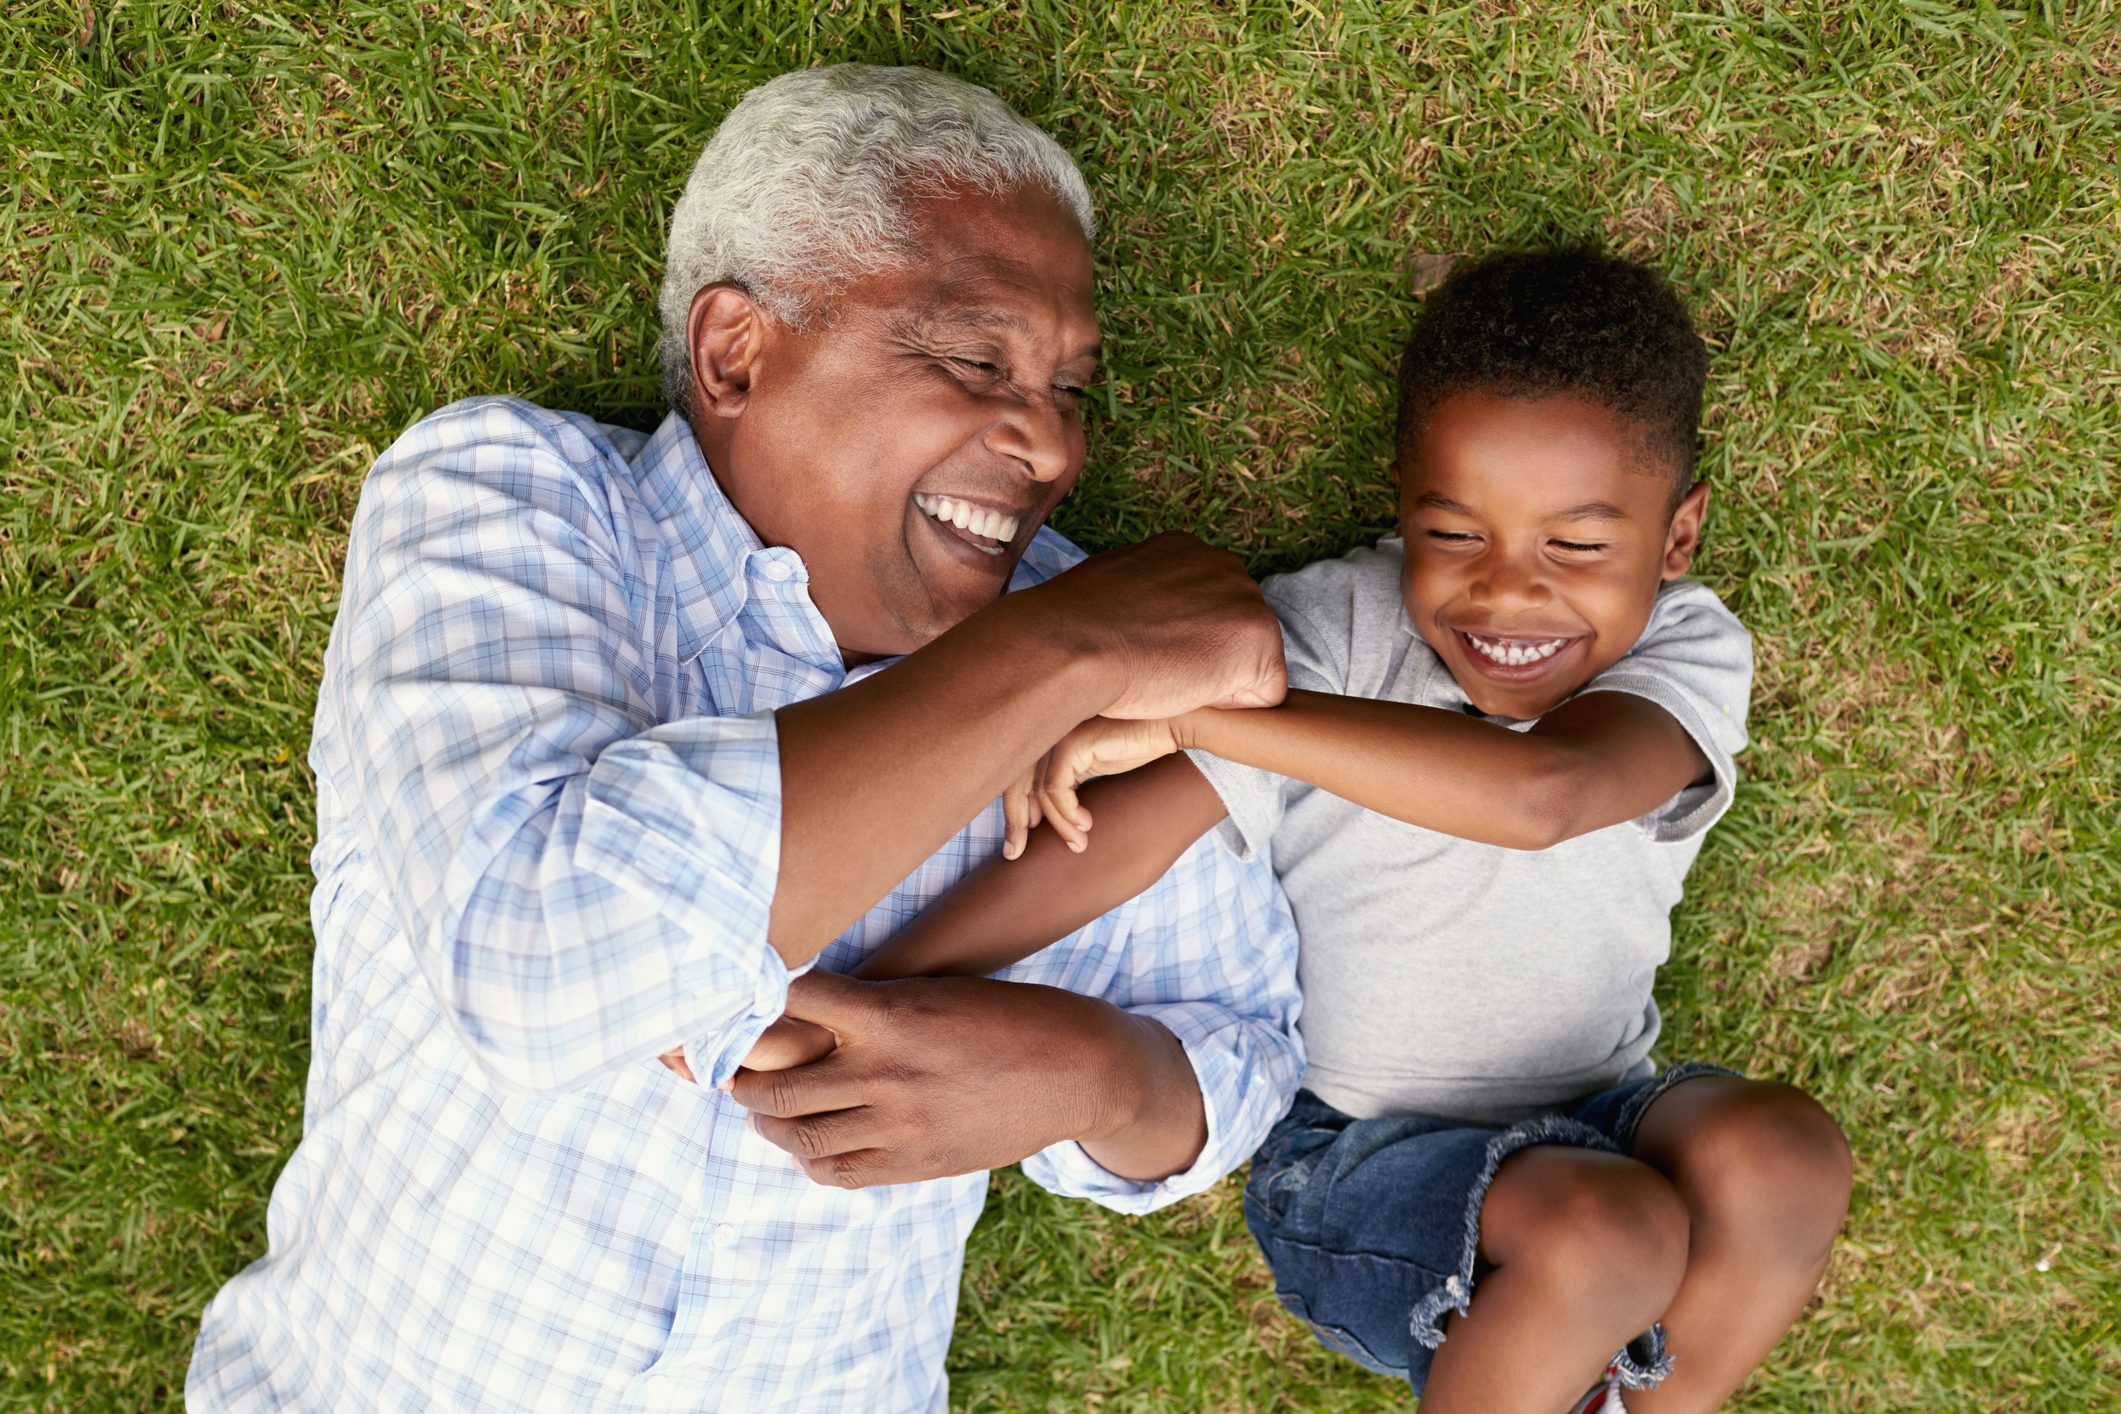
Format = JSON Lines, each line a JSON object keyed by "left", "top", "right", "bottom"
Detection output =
{"left": 919, "top": 306, "right": 1032, "bottom": 336}
{"left": 896, "top": 305, "right": 1101, "bottom": 364}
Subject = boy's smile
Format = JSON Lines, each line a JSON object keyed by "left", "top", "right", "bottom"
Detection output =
{"left": 1398, "top": 389, "right": 1709, "bottom": 720}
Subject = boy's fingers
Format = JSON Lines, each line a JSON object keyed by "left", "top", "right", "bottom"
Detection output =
{"left": 1044, "top": 748, "right": 1101, "bottom": 831}
{"left": 1001, "top": 772, "right": 1034, "bottom": 860}
{"left": 1039, "top": 783, "right": 1091, "bottom": 852}
{"left": 658, "top": 1048, "right": 696, "bottom": 1083}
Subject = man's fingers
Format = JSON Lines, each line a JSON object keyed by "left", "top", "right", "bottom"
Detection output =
{"left": 1208, "top": 657, "right": 1288, "bottom": 710}
{"left": 729, "top": 1049, "right": 874, "bottom": 1118}
{"left": 750, "top": 1105, "right": 880, "bottom": 1163}
{"left": 777, "top": 968, "right": 880, "bottom": 1034}
{"left": 796, "top": 1149, "right": 897, "bottom": 1190}
{"left": 739, "top": 1016, "right": 837, "bottom": 1073}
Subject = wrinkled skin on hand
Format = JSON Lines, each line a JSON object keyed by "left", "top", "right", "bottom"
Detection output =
{"left": 1033, "top": 531, "right": 1285, "bottom": 722}
{"left": 721, "top": 970, "right": 1132, "bottom": 1188}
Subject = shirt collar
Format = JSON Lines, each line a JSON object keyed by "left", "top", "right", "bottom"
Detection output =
{"left": 630, "top": 412, "right": 827, "bottom": 666}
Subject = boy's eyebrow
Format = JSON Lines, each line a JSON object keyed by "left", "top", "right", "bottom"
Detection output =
{"left": 1552, "top": 500, "right": 1633, "bottom": 523}
{"left": 1412, "top": 491, "right": 1475, "bottom": 514}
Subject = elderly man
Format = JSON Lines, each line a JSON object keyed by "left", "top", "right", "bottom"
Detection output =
{"left": 188, "top": 65, "right": 1302, "bottom": 1410}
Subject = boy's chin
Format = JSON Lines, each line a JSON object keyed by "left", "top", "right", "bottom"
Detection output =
{"left": 1460, "top": 677, "right": 1589, "bottom": 722}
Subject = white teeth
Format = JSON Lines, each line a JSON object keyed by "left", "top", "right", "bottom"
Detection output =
{"left": 913, "top": 494, "right": 1019, "bottom": 553}
{"left": 1466, "top": 633, "right": 1567, "bottom": 666}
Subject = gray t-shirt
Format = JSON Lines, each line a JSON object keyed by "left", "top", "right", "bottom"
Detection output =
{"left": 1192, "top": 538, "right": 1751, "bottom": 1124}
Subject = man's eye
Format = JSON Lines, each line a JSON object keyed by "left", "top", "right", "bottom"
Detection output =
{"left": 1054, "top": 383, "right": 1085, "bottom": 405}
{"left": 949, "top": 358, "right": 1002, "bottom": 379}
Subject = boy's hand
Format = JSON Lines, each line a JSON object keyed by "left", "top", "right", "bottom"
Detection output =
{"left": 1003, "top": 715, "right": 1187, "bottom": 858}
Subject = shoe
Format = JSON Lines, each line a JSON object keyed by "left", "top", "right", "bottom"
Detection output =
{"left": 1566, "top": 1378, "right": 1628, "bottom": 1414}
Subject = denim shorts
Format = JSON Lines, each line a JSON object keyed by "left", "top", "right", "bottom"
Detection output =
{"left": 1242, "top": 1063, "right": 1737, "bottom": 1394}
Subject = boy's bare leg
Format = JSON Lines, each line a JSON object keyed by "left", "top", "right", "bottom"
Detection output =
{"left": 1418, "top": 1147, "right": 1691, "bottom": 1414}
{"left": 1622, "top": 1078, "right": 1853, "bottom": 1414}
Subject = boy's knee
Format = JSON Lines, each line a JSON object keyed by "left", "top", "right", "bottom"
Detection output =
{"left": 1676, "top": 1083, "right": 1853, "bottom": 1251}
{"left": 1495, "top": 1152, "right": 1689, "bottom": 1325}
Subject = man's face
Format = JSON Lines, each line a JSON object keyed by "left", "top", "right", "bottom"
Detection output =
{"left": 700, "top": 184, "right": 1100, "bottom": 660}
{"left": 1397, "top": 389, "right": 1706, "bottom": 720}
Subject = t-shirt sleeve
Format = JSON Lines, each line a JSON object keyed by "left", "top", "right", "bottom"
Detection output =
{"left": 1185, "top": 567, "right": 1353, "bottom": 862}
{"left": 1577, "top": 579, "right": 1753, "bottom": 843}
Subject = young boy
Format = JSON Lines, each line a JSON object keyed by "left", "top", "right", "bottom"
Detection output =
{"left": 764, "top": 249, "right": 1852, "bottom": 1411}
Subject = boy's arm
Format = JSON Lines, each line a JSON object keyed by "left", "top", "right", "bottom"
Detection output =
{"left": 1030, "top": 687, "right": 1706, "bottom": 855}
{"left": 855, "top": 755, "right": 1228, "bottom": 981}
{"left": 1185, "top": 688, "right": 1707, "bottom": 850}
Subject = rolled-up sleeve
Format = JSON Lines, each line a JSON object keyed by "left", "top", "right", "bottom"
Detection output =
{"left": 323, "top": 402, "right": 789, "bottom": 1095}
{"left": 1017, "top": 829, "right": 1304, "bottom": 1212}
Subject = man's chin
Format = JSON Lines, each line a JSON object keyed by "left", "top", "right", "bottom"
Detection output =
{"left": 855, "top": 579, "right": 1010, "bottom": 660}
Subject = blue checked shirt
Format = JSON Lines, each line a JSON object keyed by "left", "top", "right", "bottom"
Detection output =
{"left": 188, "top": 398, "right": 1304, "bottom": 1412}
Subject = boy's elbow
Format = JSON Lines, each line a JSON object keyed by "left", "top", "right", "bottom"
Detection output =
{"left": 1509, "top": 748, "right": 1589, "bottom": 850}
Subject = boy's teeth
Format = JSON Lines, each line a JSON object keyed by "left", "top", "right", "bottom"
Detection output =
{"left": 1467, "top": 633, "right": 1567, "bottom": 666}
{"left": 914, "top": 494, "right": 1017, "bottom": 553}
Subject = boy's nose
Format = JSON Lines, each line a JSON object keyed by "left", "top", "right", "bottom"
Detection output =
{"left": 1470, "top": 556, "right": 1552, "bottom": 611}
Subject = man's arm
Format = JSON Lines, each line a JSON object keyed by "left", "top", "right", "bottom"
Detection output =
{"left": 332, "top": 404, "right": 1280, "bottom": 1095}
{"left": 732, "top": 781, "right": 1303, "bottom": 1191}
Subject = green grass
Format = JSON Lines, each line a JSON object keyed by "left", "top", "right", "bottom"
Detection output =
{"left": 4, "top": 1, "right": 2117, "bottom": 1408}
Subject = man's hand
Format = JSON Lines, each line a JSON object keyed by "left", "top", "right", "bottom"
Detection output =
{"left": 727, "top": 969, "right": 1201, "bottom": 1188}
{"left": 1028, "top": 532, "right": 1285, "bottom": 722}
{"left": 1003, "top": 715, "right": 1187, "bottom": 859}
{"left": 659, "top": 1015, "right": 839, "bottom": 1083}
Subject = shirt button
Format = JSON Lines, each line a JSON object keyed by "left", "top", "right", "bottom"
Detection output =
{"left": 712, "top": 1221, "right": 737, "bottom": 1249}
{"left": 760, "top": 559, "right": 792, "bottom": 582}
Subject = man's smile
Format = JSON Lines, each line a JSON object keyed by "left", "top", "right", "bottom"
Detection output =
{"left": 912, "top": 491, "right": 1028, "bottom": 561}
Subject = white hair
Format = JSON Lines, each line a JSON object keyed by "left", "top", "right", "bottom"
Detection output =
{"left": 657, "top": 64, "right": 1097, "bottom": 413}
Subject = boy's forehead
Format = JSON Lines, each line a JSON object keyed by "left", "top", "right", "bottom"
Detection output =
{"left": 1402, "top": 390, "right": 1672, "bottom": 519}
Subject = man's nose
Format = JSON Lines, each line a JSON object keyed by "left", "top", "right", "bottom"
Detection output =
{"left": 988, "top": 395, "right": 1074, "bottom": 483}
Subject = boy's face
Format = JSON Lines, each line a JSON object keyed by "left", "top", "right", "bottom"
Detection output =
{"left": 1396, "top": 389, "right": 1709, "bottom": 720}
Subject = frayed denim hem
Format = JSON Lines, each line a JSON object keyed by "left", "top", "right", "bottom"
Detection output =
{"left": 1612, "top": 1060, "right": 1744, "bottom": 1152}
{"left": 1402, "top": 1112, "right": 1681, "bottom": 1391}
{"left": 1612, "top": 1323, "right": 1674, "bottom": 1389}
{"left": 1405, "top": 1114, "right": 1622, "bottom": 1351}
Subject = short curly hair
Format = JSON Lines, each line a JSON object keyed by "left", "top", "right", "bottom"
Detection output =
{"left": 1394, "top": 248, "right": 1707, "bottom": 506}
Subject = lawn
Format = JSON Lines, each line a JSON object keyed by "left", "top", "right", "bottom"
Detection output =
{"left": 3, "top": 2, "right": 2116, "bottom": 1409}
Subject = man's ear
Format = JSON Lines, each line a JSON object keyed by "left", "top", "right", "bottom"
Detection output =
{"left": 687, "top": 284, "right": 767, "bottom": 420}
{"left": 1661, "top": 480, "right": 1710, "bottom": 580}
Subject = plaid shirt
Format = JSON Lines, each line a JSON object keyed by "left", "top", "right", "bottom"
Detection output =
{"left": 188, "top": 398, "right": 1303, "bottom": 1412}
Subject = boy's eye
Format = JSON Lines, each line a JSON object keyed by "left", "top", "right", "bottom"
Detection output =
{"left": 1424, "top": 530, "right": 1479, "bottom": 544}
{"left": 1551, "top": 540, "right": 1608, "bottom": 554}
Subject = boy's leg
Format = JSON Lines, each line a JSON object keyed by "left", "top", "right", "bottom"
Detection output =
{"left": 1418, "top": 1146, "right": 1690, "bottom": 1414}
{"left": 1619, "top": 1078, "right": 1853, "bottom": 1414}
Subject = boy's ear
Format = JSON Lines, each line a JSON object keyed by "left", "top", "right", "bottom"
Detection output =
{"left": 1661, "top": 480, "right": 1710, "bottom": 580}
{"left": 687, "top": 283, "right": 768, "bottom": 420}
